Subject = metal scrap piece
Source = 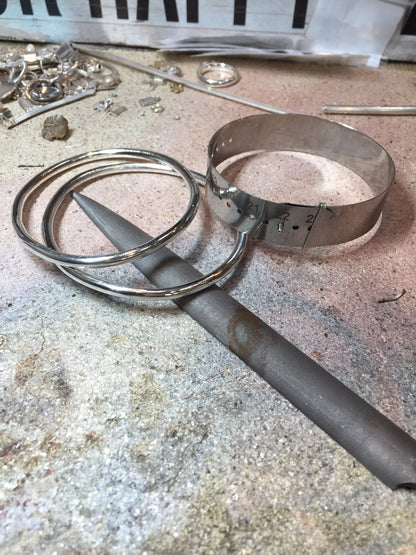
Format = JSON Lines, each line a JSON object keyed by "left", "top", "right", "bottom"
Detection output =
{"left": 165, "top": 65, "right": 183, "bottom": 77}
{"left": 41, "top": 114, "right": 69, "bottom": 141}
{"left": 139, "top": 95, "right": 161, "bottom": 107}
{"left": 0, "top": 80, "right": 17, "bottom": 101}
{"left": 18, "top": 96, "right": 34, "bottom": 112}
{"left": 93, "top": 96, "right": 126, "bottom": 116}
{"left": 107, "top": 104, "right": 126, "bottom": 116}
{"left": 0, "top": 102, "right": 13, "bottom": 123}
{"left": 93, "top": 97, "right": 113, "bottom": 111}
{"left": 56, "top": 42, "right": 76, "bottom": 61}
{"left": 0, "top": 43, "right": 121, "bottom": 128}
{"left": 64, "top": 74, "right": 98, "bottom": 96}
{"left": 169, "top": 82, "right": 184, "bottom": 94}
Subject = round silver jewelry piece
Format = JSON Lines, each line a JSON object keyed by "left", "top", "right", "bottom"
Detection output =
{"left": 197, "top": 61, "right": 240, "bottom": 88}
{"left": 12, "top": 148, "right": 200, "bottom": 268}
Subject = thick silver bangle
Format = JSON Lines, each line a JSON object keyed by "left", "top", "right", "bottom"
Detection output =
{"left": 206, "top": 114, "right": 395, "bottom": 248}
{"left": 12, "top": 148, "right": 200, "bottom": 268}
{"left": 41, "top": 164, "right": 248, "bottom": 300}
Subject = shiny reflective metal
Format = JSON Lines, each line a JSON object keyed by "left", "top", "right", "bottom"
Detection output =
{"left": 197, "top": 61, "right": 240, "bottom": 88}
{"left": 12, "top": 149, "right": 200, "bottom": 269}
{"left": 323, "top": 105, "right": 416, "bottom": 115}
{"left": 0, "top": 57, "right": 26, "bottom": 100}
{"left": 93, "top": 97, "right": 113, "bottom": 111}
{"left": 206, "top": 113, "right": 395, "bottom": 247}
{"left": 165, "top": 65, "right": 183, "bottom": 77}
{"left": 77, "top": 61, "right": 121, "bottom": 90}
{"left": 0, "top": 43, "right": 122, "bottom": 129}
{"left": 8, "top": 57, "right": 26, "bottom": 84}
{"left": 4, "top": 88, "right": 96, "bottom": 128}
{"left": 25, "top": 78, "right": 63, "bottom": 104}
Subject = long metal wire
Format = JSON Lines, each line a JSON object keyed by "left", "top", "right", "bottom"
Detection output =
{"left": 71, "top": 43, "right": 292, "bottom": 115}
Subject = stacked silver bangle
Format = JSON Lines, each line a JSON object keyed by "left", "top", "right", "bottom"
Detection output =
{"left": 12, "top": 148, "right": 247, "bottom": 299}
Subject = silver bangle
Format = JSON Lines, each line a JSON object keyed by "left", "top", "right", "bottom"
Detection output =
{"left": 12, "top": 149, "right": 200, "bottom": 268}
{"left": 206, "top": 114, "right": 395, "bottom": 248}
{"left": 41, "top": 164, "right": 248, "bottom": 300}
{"left": 197, "top": 61, "right": 240, "bottom": 88}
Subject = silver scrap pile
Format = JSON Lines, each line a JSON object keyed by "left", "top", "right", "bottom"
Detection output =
{"left": 0, "top": 42, "right": 121, "bottom": 128}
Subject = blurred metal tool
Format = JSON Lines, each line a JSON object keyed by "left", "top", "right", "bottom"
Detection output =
{"left": 323, "top": 105, "right": 416, "bottom": 115}
{"left": 71, "top": 43, "right": 291, "bottom": 115}
{"left": 71, "top": 192, "right": 416, "bottom": 490}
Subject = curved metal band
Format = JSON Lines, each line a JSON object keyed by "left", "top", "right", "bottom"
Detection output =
{"left": 197, "top": 61, "right": 240, "bottom": 88}
{"left": 10, "top": 58, "right": 26, "bottom": 84}
{"left": 206, "top": 114, "right": 395, "bottom": 247}
{"left": 12, "top": 148, "right": 200, "bottom": 268}
{"left": 42, "top": 165, "right": 248, "bottom": 300}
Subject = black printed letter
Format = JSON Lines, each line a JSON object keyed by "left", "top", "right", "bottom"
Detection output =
{"left": 187, "top": 0, "right": 198, "bottom": 23}
{"left": 89, "top": 0, "right": 102, "bottom": 18}
{"left": 116, "top": 0, "right": 129, "bottom": 19}
{"left": 233, "top": 0, "right": 246, "bottom": 25}
{"left": 45, "top": 0, "right": 61, "bottom": 16}
{"left": 20, "top": 0, "right": 34, "bottom": 15}
{"left": 137, "top": 0, "right": 179, "bottom": 22}
{"left": 292, "top": 0, "right": 308, "bottom": 29}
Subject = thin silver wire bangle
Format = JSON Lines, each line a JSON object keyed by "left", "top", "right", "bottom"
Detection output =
{"left": 42, "top": 163, "right": 248, "bottom": 300}
{"left": 41, "top": 161, "right": 198, "bottom": 268}
{"left": 12, "top": 148, "right": 199, "bottom": 268}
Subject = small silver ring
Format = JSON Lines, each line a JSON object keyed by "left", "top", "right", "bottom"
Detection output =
{"left": 12, "top": 149, "right": 200, "bottom": 268}
{"left": 41, "top": 164, "right": 248, "bottom": 300}
{"left": 197, "top": 61, "right": 240, "bottom": 88}
{"left": 25, "top": 78, "right": 63, "bottom": 104}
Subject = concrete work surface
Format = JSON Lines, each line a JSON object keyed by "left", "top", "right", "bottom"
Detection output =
{"left": 1, "top": 42, "right": 415, "bottom": 553}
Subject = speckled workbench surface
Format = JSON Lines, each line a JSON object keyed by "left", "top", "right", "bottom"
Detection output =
{"left": 1, "top": 42, "right": 415, "bottom": 554}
